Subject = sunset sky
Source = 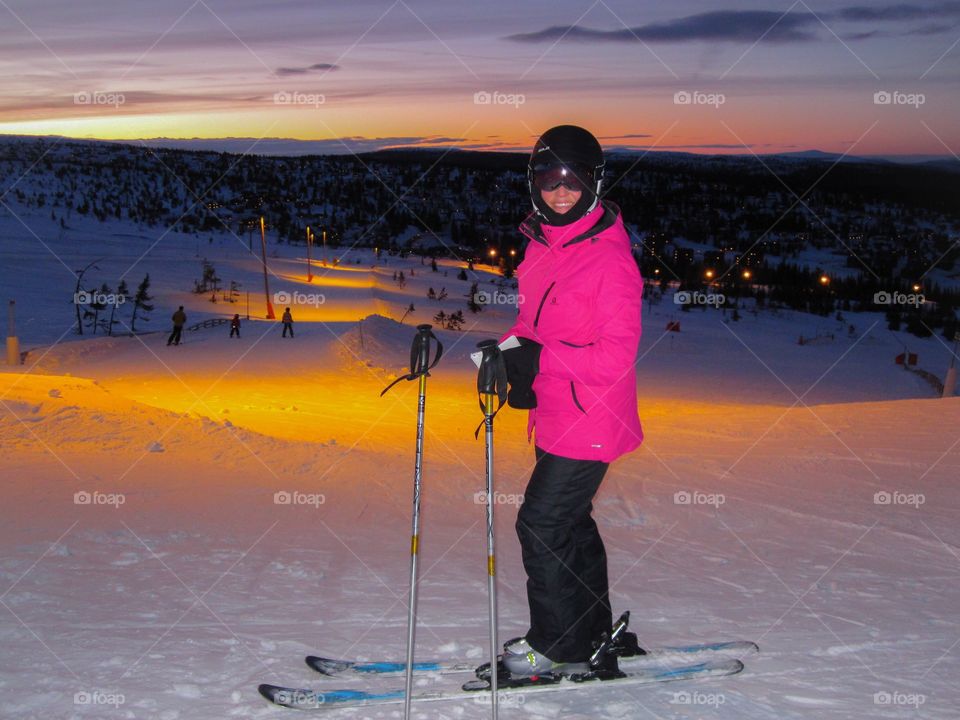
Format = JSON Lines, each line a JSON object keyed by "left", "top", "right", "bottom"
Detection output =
{"left": 1, "top": 0, "right": 958, "bottom": 156}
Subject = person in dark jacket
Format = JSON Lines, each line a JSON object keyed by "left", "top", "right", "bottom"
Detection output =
{"left": 167, "top": 306, "right": 187, "bottom": 346}
{"left": 281, "top": 307, "right": 294, "bottom": 338}
{"left": 230, "top": 314, "right": 241, "bottom": 338}
{"left": 498, "top": 126, "right": 644, "bottom": 678}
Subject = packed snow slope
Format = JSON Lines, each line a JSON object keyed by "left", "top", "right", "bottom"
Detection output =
{"left": 1, "top": 209, "right": 959, "bottom": 719}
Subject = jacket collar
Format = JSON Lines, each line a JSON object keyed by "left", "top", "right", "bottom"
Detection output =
{"left": 520, "top": 201, "right": 620, "bottom": 249}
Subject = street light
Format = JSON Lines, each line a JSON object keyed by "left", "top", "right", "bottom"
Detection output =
{"left": 742, "top": 269, "right": 752, "bottom": 280}
{"left": 704, "top": 269, "right": 715, "bottom": 280}
{"left": 819, "top": 274, "right": 830, "bottom": 286}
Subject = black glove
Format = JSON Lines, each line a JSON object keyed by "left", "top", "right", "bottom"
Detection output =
{"left": 501, "top": 338, "right": 542, "bottom": 409}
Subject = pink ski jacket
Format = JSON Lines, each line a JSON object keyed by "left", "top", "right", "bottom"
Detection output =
{"left": 500, "top": 201, "right": 643, "bottom": 463}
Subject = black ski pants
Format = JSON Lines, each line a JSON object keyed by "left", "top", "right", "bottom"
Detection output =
{"left": 516, "top": 446, "right": 612, "bottom": 663}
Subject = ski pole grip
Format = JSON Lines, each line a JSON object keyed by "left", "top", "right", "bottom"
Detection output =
{"left": 411, "top": 324, "right": 432, "bottom": 374}
{"left": 476, "top": 339, "right": 500, "bottom": 396}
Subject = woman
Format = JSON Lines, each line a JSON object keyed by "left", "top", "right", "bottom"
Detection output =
{"left": 498, "top": 125, "right": 644, "bottom": 677}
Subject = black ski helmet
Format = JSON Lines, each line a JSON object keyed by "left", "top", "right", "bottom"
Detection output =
{"left": 528, "top": 125, "right": 605, "bottom": 226}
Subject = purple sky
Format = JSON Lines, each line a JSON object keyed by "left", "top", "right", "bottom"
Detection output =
{"left": 1, "top": 0, "right": 958, "bottom": 155}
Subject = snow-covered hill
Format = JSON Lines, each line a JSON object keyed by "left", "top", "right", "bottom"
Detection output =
{"left": 2, "top": 203, "right": 959, "bottom": 718}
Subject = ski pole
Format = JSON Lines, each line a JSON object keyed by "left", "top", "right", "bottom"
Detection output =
{"left": 381, "top": 324, "right": 442, "bottom": 720}
{"left": 475, "top": 340, "right": 508, "bottom": 719}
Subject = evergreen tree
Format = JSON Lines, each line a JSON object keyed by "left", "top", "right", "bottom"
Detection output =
{"left": 446, "top": 309, "right": 465, "bottom": 331}
{"left": 130, "top": 274, "right": 154, "bottom": 332}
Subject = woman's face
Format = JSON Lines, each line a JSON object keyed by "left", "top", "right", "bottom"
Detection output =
{"left": 540, "top": 185, "right": 582, "bottom": 214}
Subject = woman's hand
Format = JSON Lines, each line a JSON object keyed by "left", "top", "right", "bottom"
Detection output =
{"left": 501, "top": 338, "right": 543, "bottom": 409}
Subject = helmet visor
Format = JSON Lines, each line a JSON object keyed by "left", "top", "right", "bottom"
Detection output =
{"left": 530, "top": 162, "right": 595, "bottom": 192}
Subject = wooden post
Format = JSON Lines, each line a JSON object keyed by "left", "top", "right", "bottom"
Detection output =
{"left": 6, "top": 300, "right": 19, "bottom": 366}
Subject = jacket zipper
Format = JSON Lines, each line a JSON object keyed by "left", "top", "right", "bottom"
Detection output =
{"left": 533, "top": 281, "right": 556, "bottom": 328}
{"left": 570, "top": 382, "right": 586, "bottom": 414}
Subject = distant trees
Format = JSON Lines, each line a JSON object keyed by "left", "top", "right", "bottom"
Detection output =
{"left": 433, "top": 309, "right": 465, "bottom": 331}
{"left": 108, "top": 280, "right": 129, "bottom": 336}
{"left": 194, "top": 259, "right": 221, "bottom": 294}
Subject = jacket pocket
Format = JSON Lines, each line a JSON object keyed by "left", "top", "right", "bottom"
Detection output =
{"left": 533, "top": 281, "right": 556, "bottom": 328}
{"left": 570, "top": 381, "right": 586, "bottom": 414}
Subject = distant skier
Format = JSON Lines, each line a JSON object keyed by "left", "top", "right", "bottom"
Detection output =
{"left": 167, "top": 306, "right": 187, "bottom": 346}
{"left": 230, "top": 314, "right": 241, "bottom": 338}
{"left": 498, "top": 126, "right": 644, "bottom": 678}
{"left": 281, "top": 307, "right": 294, "bottom": 338}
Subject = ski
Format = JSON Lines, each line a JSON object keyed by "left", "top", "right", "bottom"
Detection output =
{"left": 259, "top": 657, "right": 745, "bottom": 711}
{"left": 305, "top": 639, "right": 759, "bottom": 678}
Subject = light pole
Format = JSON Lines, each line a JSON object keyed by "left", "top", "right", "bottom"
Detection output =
{"left": 306, "top": 226, "right": 314, "bottom": 282}
{"left": 260, "top": 217, "right": 276, "bottom": 319}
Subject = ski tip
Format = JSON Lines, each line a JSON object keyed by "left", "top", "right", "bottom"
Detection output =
{"left": 716, "top": 658, "right": 746, "bottom": 675}
{"left": 305, "top": 655, "right": 348, "bottom": 675}
{"left": 259, "top": 684, "right": 328, "bottom": 709}
{"left": 257, "top": 684, "right": 284, "bottom": 704}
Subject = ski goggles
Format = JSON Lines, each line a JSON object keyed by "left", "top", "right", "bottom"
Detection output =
{"left": 530, "top": 162, "right": 597, "bottom": 192}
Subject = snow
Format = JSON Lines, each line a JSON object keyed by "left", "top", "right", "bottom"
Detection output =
{"left": 1, "top": 202, "right": 959, "bottom": 718}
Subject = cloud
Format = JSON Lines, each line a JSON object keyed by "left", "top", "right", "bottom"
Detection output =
{"left": 833, "top": 2, "right": 960, "bottom": 21}
{"left": 506, "top": 11, "right": 822, "bottom": 44}
{"left": 506, "top": 3, "right": 960, "bottom": 44}
{"left": 275, "top": 63, "right": 340, "bottom": 76}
